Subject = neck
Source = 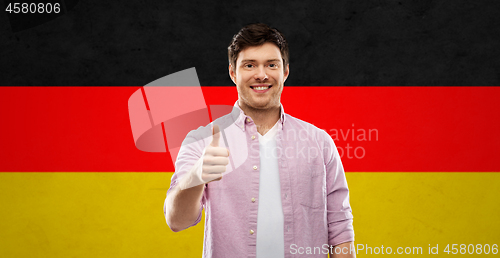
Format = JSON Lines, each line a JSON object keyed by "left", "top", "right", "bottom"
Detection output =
{"left": 238, "top": 100, "right": 280, "bottom": 135}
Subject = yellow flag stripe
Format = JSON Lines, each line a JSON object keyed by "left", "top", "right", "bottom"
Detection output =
{"left": 0, "top": 172, "right": 499, "bottom": 257}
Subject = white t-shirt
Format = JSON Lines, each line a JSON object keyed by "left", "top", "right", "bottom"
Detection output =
{"left": 256, "top": 121, "right": 284, "bottom": 258}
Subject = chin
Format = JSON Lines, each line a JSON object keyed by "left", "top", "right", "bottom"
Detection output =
{"left": 253, "top": 101, "right": 276, "bottom": 109}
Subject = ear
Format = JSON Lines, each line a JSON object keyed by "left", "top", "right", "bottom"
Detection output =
{"left": 229, "top": 64, "right": 236, "bottom": 85}
{"left": 283, "top": 64, "right": 290, "bottom": 83}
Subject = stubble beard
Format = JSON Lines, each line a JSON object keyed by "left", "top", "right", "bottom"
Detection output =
{"left": 238, "top": 84, "right": 282, "bottom": 115}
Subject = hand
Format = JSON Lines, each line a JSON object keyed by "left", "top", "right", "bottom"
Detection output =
{"left": 201, "top": 124, "right": 230, "bottom": 183}
{"left": 177, "top": 124, "right": 230, "bottom": 190}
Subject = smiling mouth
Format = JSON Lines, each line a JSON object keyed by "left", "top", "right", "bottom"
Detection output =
{"left": 250, "top": 85, "right": 272, "bottom": 90}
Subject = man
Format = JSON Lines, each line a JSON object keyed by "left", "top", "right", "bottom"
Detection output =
{"left": 164, "top": 23, "right": 355, "bottom": 258}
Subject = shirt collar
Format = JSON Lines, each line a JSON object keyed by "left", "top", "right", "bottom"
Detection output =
{"left": 232, "top": 100, "right": 286, "bottom": 131}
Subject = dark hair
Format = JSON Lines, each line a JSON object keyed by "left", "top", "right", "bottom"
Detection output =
{"left": 228, "top": 23, "right": 289, "bottom": 72}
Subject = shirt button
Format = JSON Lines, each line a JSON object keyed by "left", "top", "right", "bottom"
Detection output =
{"left": 250, "top": 229, "right": 254, "bottom": 235}
{"left": 251, "top": 135, "right": 256, "bottom": 140}
{"left": 253, "top": 165, "right": 258, "bottom": 170}
{"left": 246, "top": 118, "right": 251, "bottom": 123}
{"left": 251, "top": 198, "right": 256, "bottom": 203}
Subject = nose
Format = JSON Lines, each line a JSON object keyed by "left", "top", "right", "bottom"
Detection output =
{"left": 254, "top": 66, "right": 268, "bottom": 81}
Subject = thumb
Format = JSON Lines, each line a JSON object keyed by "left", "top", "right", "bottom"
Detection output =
{"left": 210, "top": 124, "right": 220, "bottom": 147}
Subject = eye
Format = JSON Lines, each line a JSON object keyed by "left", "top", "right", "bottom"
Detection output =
{"left": 268, "top": 63, "right": 278, "bottom": 68}
{"left": 244, "top": 64, "right": 254, "bottom": 68}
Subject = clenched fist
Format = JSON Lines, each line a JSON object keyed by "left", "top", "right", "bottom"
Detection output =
{"left": 178, "top": 124, "right": 230, "bottom": 190}
{"left": 201, "top": 124, "right": 230, "bottom": 183}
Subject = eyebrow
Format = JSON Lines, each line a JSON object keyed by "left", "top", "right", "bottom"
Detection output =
{"left": 240, "top": 59, "right": 282, "bottom": 63}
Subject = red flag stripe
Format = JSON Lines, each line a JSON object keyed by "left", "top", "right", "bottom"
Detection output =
{"left": 0, "top": 86, "right": 498, "bottom": 172}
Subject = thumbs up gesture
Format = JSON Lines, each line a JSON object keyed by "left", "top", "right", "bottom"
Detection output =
{"left": 201, "top": 124, "right": 230, "bottom": 183}
{"left": 178, "top": 124, "right": 230, "bottom": 190}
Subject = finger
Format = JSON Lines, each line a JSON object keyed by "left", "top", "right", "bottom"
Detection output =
{"left": 202, "top": 173, "right": 223, "bottom": 183}
{"left": 210, "top": 175, "right": 223, "bottom": 182}
{"left": 210, "top": 124, "right": 220, "bottom": 147}
{"left": 203, "top": 165, "right": 227, "bottom": 174}
{"left": 203, "top": 156, "right": 229, "bottom": 166}
{"left": 205, "top": 146, "right": 230, "bottom": 157}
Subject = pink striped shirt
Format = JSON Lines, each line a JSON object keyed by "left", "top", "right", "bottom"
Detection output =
{"left": 165, "top": 102, "right": 354, "bottom": 258}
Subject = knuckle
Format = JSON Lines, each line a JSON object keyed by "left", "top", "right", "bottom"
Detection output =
{"left": 213, "top": 157, "right": 223, "bottom": 165}
{"left": 203, "top": 157, "right": 211, "bottom": 164}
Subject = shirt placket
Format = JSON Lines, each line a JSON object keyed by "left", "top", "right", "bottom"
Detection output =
{"left": 277, "top": 125, "right": 295, "bottom": 258}
{"left": 246, "top": 117, "right": 260, "bottom": 258}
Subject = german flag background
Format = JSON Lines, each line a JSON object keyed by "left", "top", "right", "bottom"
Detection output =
{"left": 2, "top": 1, "right": 500, "bottom": 257}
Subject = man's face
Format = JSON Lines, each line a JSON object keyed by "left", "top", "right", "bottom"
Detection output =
{"left": 229, "top": 42, "right": 289, "bottom": 111}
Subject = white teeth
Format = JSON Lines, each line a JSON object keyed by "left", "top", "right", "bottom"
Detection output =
{"left": 253, "top": 86, "right": 269, "bottom": 90}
